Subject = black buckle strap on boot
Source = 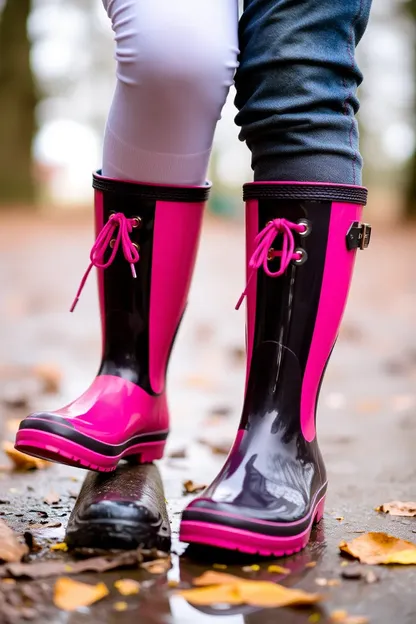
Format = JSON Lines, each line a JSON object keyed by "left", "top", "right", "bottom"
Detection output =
{"left": 346, "top": 222, "right": 372, "bottom": 251}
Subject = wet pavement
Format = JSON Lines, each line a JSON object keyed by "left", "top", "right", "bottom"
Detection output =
{"left": 0, "top": 211, "right": 415, "bottom": 622}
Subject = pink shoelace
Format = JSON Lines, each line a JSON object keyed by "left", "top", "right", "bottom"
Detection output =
{"left": 70, "top": 212, "right": 140, "bottom": 312}
{"left": 236, "top": 218, "right": 306, "bottom": 310}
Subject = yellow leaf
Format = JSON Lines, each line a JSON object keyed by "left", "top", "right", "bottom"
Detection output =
{"left": 213, "top": 563, "right": 228, "bottom": 570}
{"left": 114, "top": 601, "right": 128, "bottom": 612}
{"left": 3, "top": 442, "right": 50, "bottom": 471}
{"left": 339, "top": 532, "right": 416, "bottom": 565}
{"left": 53, "top": 578, "right": 109, "bottom": 611}
{"left": 182, "top": 480, "right": 207, "bottom": 495}
{"left": 180, "top": 572, "right": 322, "bottom": 608}
{"left": 267, "top": 565, "right": 290, "bottom": 574}
{"left": 50, "top": 542, "right": 68, "bottom": 552}
{"left": 114, "top": 579, "right": 140, "bottom": 596}
{"left": 193, "top": 571, "right": 243, "bottom": 586}
{"left": 376, "top": 501, "right": 416, "bottom": 517}
{"left": 141, "top": 557, "right": 171, "bottom": 575}
{"left": 238, "top": 581, "right": 322, "bottom": 608}
{"left": 179, "top": 585, "right": 242, "bottom": 606}
{"left": 330, "top": 611, "right": 369, "bottom": 624}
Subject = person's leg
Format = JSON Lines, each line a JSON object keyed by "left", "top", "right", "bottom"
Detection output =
{"left": 102, "top": 0, "right": 239, "bottom": 185}
{"left": 16, "top": 0, "right": 239, "bottom": 473}
{"left": 235, "top": 0, "right": 371, "bottom": 185}
{"left": 180, "top": 0, "right": 373, "bottom": 556}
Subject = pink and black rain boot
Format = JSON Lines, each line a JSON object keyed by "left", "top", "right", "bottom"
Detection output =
{"left": 15, "top": 171, "right": 209, "bottom": 471}
{"left": 180, "top": 181, "right": 370, "bottom": 556}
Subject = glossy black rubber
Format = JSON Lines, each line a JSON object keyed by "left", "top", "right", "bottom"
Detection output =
{"left": 183, "top": 193, "right": 352, "bottom": 533}
{"left": 66, "top": 463, "right": 171, "bottom": 551}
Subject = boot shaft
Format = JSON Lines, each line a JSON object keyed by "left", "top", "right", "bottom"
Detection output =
{"left": 93, "top": 172, "right": 209, "bottom": 394}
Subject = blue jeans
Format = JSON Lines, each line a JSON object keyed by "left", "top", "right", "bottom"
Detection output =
{"left": 235, "top": 0, "right": 372, "bottom": 185}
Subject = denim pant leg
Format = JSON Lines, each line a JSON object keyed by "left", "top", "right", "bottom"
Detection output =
{"left": 235, "top": 0, "right": 372, "bottom": 185}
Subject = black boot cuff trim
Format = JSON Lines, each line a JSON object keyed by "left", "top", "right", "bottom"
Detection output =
{"left": 93, "top": 171, "right": 211, "bottom": 203}
{"left": 243, "top": 183, "right": 367, "bottom": 205}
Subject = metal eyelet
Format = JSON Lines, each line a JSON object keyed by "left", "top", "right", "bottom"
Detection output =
{"left": 109, "top": 238, "right": 116, "bottom": 248}
{"left": 267, "top": 247, "right": 275, "bottom": 261}
{"left": 132, "top": 216, "right": 142, "bottom": 229}
{"left": 297, "top": 219, "right": 311, "bottom": 237}
{"left": 293, "top": 248, "right": 308, "bottom": 265}
{"left": 132, "top": 242, "right": 140, "bottom": 251}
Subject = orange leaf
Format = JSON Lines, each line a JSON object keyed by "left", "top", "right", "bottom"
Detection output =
{"left": 339, "top": 532, "right": 416, "bottom": 565}
{"left": 238, "top": 581, "right": 322, "bottom": 608}
{"left": 53, "top": 578, "right": 109, "bottom": 611}
{"left": 180, "top": 585, "right": 243, "bottom": 606}
{"left": 376, "top": 501, "right": 416, "bottom": 517}
{"left": 183, "top": 480, "right": 207, "bottom": 495}
{"left": 0, "top": 519, "right": 28, "bottom": 563}
{"left": 3, "top": 442, "right": 50, "bottom": 471}
{"left": 114, "top": 579, "right": 140, "bottom": 596}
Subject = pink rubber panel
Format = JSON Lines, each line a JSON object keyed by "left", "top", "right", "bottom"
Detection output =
{"left": 301, "top": 203, "right": 362, "bottom": 441}
{"left": 180, "top": 496, "right": 325, "bottom": 556}
{"left": 149, "top": 201, "right": 204, "bottom": 394}
{"left": 27, "top": 375, "right": 169, "bottom": 444}
{"left": 245, "top": 199, "right": 259, "bottom": 391}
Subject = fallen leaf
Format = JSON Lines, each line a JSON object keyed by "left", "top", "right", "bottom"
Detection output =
{"left": 335, "top": 517, "right": 345, "bottom": 522}
{"left": 0, "top": 519, "right": 28, "bottom": 562}
{"left": 180, "top": 585, "right": 242, "bottom": 606}
{"left": 339, "top": 532, "right": 416, "bottom": 565}
{"left": 29, "top": 522, "right": 62, "bottom": 530}
{"left": 3, "top": 442, "right": 50, "bottom": 471}
{"left": 32, "top": 363, "right": 62, "bottom": 394}
{"left": 183, "top": 571, "right": 322, "bottom": 608}
{"left": 305, "top": 562, "right": 317, "bottom": 568}
{"left": 168, "top": 580, "right": 179, "bottom": 588}
{"left": 50, "top": 542, "right": 68, "bottom": 552}
{"left": 0, "top": 551, "right": 143, "bottom": 579}
{"left": 376, "top": 501, "right": 416, "bottom": 517}
{"left": 167, "top": 448, "right": 187, "bottom": 459}
{"left": 183, "top": 480, "right": 206, "bottom": 495}
{"left": 242, "top": 564, "right": 260, "bottom": 573}
{"left": 213, "top": 563, "right": 228, "bottom": 570}
{"left": 198, "top": 439, "right": 232, "bottom": 456}
{"left": 315, "top": 578, "right": 340, "bottom": 587}
{"left": 267, "top": 565, "right": 290, "bottom": 574}
{"left": 53, "top": 577, "right": 109, "bottom": 611}
{"left": 44, "top": 491, "right": 61, "bottom": 506}
{"left": 330, "top": 611, "right": 369, "bottom": 624}
{"left": 114, "top": 579, "right": 140, "bottom": 596}
{"left": 114, "top": 601, "right": 128, "bottom": 612}
{"left": 141, "top": 557, "right": 171, "bottom": 575}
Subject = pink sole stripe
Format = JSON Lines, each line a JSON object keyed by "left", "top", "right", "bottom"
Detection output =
{"left": 15, "top": 430, "right": 165, "bottom": 472}
{"left": 180, "top": 496, "right": 325, "bottom": 556}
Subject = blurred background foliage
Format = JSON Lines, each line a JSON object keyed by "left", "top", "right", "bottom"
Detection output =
{"left": 0, "top": 0, "right": 415, "bottom": 221}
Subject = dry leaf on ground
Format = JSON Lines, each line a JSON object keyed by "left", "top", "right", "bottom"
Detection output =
{"left": 50, "top": 542, "right": 68, "bottom": 552}
{"left": 3, "top": 442, "right": 50, "bottom": 471}
{"left": 183, "top": 480, "right": 206, "bottom": 495}
{"left": 330, "top": 610, "right": 369, "bottom": 624}
{"left": 54, "top": 577, "right": 109, "bottom": 611}
{"left": 114, "top": 579, "right": 140, "bottom": 596}
{"left": 32, "top": 363, "right": 62, "bottom": 394}
{"left": 0, "top": 551, "right": 142, "bottom": 579}
{"left": 376, "top": 501, "right": 416, "bottom": 517}
{"left": 114, "top": 601, "right": 128, "bottom": 612}
{"left": 339, "top": 532, "right": 416, "bottom": 565}
{"left": 0, "top": 519, "right": 28, "bottom": 563}
{"left": 44, "top": 491, "right": 61, "bottom": 505}
{"left": 267, "top": 565, "right": 290, "bottom": 574}
{"left": 180, "top": 571, "right": 322, "bottom": 608}
{"left": 198, "top": 438, "right": 232, "bottom": 456}
{"left": 141, "top": 557, "right": 171, "bottom": 575}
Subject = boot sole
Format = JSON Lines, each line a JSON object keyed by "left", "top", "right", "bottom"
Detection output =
{"left": 14, "top": 429, "right": 167, "bottom": 472}
{"left": 179, "top": 495, "right": 325, "bottom": 557}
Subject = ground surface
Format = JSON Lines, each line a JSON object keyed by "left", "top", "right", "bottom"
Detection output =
{"left": 0, "top": 212, "right": 415, "bottom": 623}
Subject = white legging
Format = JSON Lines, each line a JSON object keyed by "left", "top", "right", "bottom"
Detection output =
{"left": 102, "top": 0, "right": 239, "bottom": 186}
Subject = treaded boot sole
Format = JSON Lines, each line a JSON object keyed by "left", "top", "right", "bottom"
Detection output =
{"left": 180, "top": 495, "right": 326, "bottom": 558}
{"left": 15, "top": 428, "right": 167, "bottom": 472}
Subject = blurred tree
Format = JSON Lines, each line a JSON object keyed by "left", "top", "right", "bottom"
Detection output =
{"left": 404, "top": 0, "right": 416, "bottom": 217}
{"left": 0, "top": 0, "right": 36, "bottom": 205}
